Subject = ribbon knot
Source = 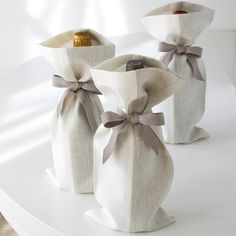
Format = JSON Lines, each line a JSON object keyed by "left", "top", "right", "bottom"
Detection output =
{"left": 127, "top": 113, "right": 139, "bottom": 125}
{"left": 101, "top": 110, "right": 165, "bottom": 164}
{"left": 52, "top": 75, "right": 101, "bottom": 133}
{"left": 71, "top": 82, "right": 82, "bottom": 92}
{"left": 176, "top": 46, "right": 186, "bottom": 54}
{"left": 159, "top": 42, "right": 204, "bottom": 81}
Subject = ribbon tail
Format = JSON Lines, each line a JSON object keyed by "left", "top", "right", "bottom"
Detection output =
{"left": 103, "top": 129, "right": 119, "bottom": 164}
{"left": 103, "top": 122, "right": 127, "bottom": 164}
{"left": 76, "top": 91, "right": 99, "bottom": 134}
{"left": 56, "top": 88, "right": 72, "bottom": 118}
{"left": 161, "top": 50, "right": 175, "bottom": 66}
{"left": 137, "top": 125, "right": 160, "bottom": 155}
{"left": 187, "top": 57, "right": 205, "bottom": 81}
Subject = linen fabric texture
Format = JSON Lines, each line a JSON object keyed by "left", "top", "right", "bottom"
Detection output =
{"left": 40, "top": 29, "right": 115, "bottom": 193}
{"left": 142, "top": 2, "right": 215, "bottom": 143}
{"left": 86, "top": 54, "right": 183, "bottom": 232}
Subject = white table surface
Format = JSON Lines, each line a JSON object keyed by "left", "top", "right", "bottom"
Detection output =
{"left": 0, "top": 31, "right": 236, "bottom": 236}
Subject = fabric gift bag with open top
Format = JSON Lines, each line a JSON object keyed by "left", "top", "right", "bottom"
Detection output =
{"left": 40, "top": 29, "right": 115, "bottom": 193}
{"left": 85, "top": 54, "right": 183, "bottom": 232}
{"left": 142, "top": 2, "right": 215, "bottom": 143}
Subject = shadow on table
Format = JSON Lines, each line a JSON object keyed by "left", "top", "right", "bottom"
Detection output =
{"left": 0, "top": 57, "right": 57, "bottom": 164}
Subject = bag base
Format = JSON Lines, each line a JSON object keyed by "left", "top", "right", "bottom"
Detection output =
{"left": 45, "top": 167, "right": 93, "bottom": 194}
{"left": 164, "top": 126, "right": 209, "bottom": 144}
{"left": 85, "top": 207, "right": 175, "bottom": 233}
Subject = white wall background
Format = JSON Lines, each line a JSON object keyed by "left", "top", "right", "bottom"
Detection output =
{"left": 0, "top": 0, "right": 235, "bottom": 73}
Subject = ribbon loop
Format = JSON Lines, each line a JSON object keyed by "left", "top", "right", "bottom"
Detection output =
{"left": 102, "top": 111, "right": 165, "bottom": 164}
{"left": 52, "top": 75, "right": 101, "bottom": 133}
{"left": 102, "top": 112, "right": 126, "bottom": 128}
{"left": 159, "top": 42, "right": 204, "bottom": 81}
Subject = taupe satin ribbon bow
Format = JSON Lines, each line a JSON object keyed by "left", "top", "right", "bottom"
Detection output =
{"left": 101, "top": 111, "right": 165, "bottom": 164}
{"left": 52, "top": 75, "right": 101, "bottom": 133}
{"left": 159, "top": 42, "right": 204, "bottom": 81}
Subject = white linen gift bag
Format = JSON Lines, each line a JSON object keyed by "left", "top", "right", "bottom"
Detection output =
{"left": 142, "top": 2, "right": 215, "bottom": 143}
{"left": 40, "top": 29, "right": 115, "bottom": 193}
{"left": 86, "top": 55, "right": 183, "bottom": 232}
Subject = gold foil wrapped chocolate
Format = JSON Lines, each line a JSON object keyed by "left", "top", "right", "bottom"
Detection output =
{"left": 73, "top": 32, "right": 92, "bottom": 47}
